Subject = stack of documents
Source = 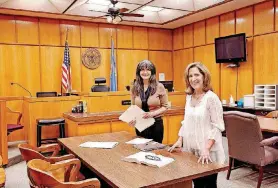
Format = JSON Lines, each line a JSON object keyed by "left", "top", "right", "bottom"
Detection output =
{"left": 123, "top": 151, "right": 175, "bottom": 168}
{"left": 79, "top": 142, "right": 118, "bottom": 149}
{"left": 119, "top": 105, "right": 155, "bottom": 132}
{"left": 125, "top": 138, "right": 153, "bottom": 145}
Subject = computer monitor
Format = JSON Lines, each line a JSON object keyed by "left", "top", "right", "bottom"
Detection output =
{"left": 159, "top": 81, "right": 173, "bottom": 92}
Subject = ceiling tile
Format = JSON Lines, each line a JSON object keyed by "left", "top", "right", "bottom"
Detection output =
{"left": 123, "top": 10, "right": 161, "bottom": 24}
{"left": 149, "top": 0, "right": 194, "bottom": 11}
{"left": 1, "top": 0, "right": 59, "bottom": 13}
{"left": 49, "top": 0, "right": 76, "bottom": 13}
{"left": 67, "top": 3, "right": 106, "bottom": 17}
{"left": 0, "top": 0, "right": 8, "bottom": 5}
{"left": 194, "top": 0, "right": 215, "bottom": 10}
{"left": 158, "top": 9, "right": 189, "bottom": 22}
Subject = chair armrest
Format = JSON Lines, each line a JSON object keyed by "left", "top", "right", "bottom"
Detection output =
{"left": 6, "top": 107, "right": 22, "bottom": 125}
{"left": 52, "top": 159, "right": 81, "bottom": 182}
{"left": 38, "top": 144, "right": 61, "bottom": 156}
{"left": 48, "top": 154, "right": 75, "bottom": 163}
{"left": 260, "top": 136, "right": 278, "bottom": 146}
{"left": 63, "top": 178, "right": 100, "bottom": 188}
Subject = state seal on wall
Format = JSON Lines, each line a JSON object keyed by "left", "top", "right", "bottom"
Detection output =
{"left": 82, "top": 48, "right": 101, "bottom": 70}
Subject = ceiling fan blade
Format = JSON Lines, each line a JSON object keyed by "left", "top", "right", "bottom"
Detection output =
{"left": 121, "top": 13, "right": 144, "bottom": 17}
{"left": 119, "top": 8, "right": 129, "bottom": 13}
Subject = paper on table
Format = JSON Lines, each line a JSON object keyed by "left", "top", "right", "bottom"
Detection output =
{"left": 123, "top": 151, "right": 175, "bottom": 168}
{"left": 79, "top": 142, "right": 118, "bottom": 149}
{"left": 126, "top": 138, "right": 153, "bottom": 145}
{"left": 119, "top": 105, "right": 155, "bottom": 132}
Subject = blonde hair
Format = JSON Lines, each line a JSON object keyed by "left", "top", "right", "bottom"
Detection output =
{"left": 184, "top": 62, "right": 213, "bottom": 95}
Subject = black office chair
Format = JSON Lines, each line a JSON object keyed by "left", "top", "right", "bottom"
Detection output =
{"left": 91, "top": 78, "right": 110, "bottom": 92}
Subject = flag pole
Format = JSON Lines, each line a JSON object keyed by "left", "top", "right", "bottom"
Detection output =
{"left": 66, "top": 27, "right": 71, "bottom": 95}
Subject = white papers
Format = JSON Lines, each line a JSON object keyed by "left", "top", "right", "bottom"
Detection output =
{"left": 126, "top": 138, "right": 153, "bottom": 145}
{"left": 159, "top": 73, "right": 165, "bottom": 81}
{"left": 123, "top": 151, "right": 175, "bottom": 168}
{"left": 79, "top": 142, "right": 118, "bottom": 149}
{"left": 119, "top": 105, "right": 155, "bottom": 132}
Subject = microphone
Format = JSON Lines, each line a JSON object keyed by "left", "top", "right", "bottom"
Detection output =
{"left": 11, "top": 82, "right": 32, "bottom": 97}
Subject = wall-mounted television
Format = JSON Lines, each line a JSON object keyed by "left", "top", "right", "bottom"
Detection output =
{"left": 215, "top": 33, "right": 246, "bottom": 63}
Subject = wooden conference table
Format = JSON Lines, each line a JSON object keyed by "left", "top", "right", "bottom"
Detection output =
{"left": 58, "top": 131, "right": 228, "bottom": 188}
{"left": 258, "top": 116, "right": 278, "bottom": 134}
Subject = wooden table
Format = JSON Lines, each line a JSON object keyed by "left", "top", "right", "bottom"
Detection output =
{"left": 58, "top": 131, "right": 228, "bottom": 188}
{"left": 258, "top": 116, "right": 278, "bottom": 133}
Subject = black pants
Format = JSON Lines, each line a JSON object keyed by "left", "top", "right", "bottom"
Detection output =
{"left": 193, "top": 173, "right": 218, "bottom": 188}
{"left": 135, "top": 118, "right": 163, "bottom": 143}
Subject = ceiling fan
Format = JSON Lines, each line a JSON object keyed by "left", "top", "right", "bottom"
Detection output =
{"left": 90, "top": 0, "right": 144, "bottom": 24}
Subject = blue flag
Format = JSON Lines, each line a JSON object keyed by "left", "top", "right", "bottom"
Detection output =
{"left": 110, "top": 38, "right": 117, "bottom": 91}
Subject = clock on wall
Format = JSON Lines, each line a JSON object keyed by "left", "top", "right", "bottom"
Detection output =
{"left": 82, "top": 48, "right": 101, "bottom": 70}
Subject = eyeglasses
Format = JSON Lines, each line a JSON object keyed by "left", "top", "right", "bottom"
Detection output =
{"left": 145, "top": 155, "right": 161, "bottom": 161}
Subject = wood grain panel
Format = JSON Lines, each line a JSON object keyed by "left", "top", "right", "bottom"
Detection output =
{"left": 254, "top": 0, "right": 274, "bottom": 35}
{"left": 276, "top": 0, "right": 278, "bottom": 31}
{"left": 253, "top": 33, "right": 278, "bottom": 84}
{"left": 194, "top": 45, "right": 221, "bottom": 97}
{"left": 39, "top": 18, "right": 61, "bottom": 45}
{"left": 117, "top": 50, "right": 148, "bottom": 91}
{"left": 69, "top": 48, "right": 82, "bottom": 92}
{"left": 80, "top": 22, "right": 99, "bottom": 47}
{"left": 206, "top": 17, "right": 219, "bottom": 44}
{"left": 81, "top": 48, "right": 110, "bottom": 92}
{"left": 40, "top": 46, "right": 63, "bottom": 92}
{"left": 167, "top": 115, "right": 183, "bottom": 145}
{"left": 236, "top": 6, "right": 253, "bottom": 37}
{"left": 220, "top": 12, "right": 235, "bottom": 37}
{"left": 16, "top": 16, "right": 39, "bottom": 44}
{"left": 183, "top": 24, "right": 193, "bottom": 48}
{"left": 0, "top": 100, "right": 8, "bottom": 165}
{"left": 117, "top": 25, "right": 133, "bottom": 49}
{"left": 111, "top": 121, "right": 136, "bottom": 135}
{"left": 173, "top": 27, "right": 184, "bottom": 50}
{"left": 220, "top": 64, "right": 237, "bottom": 101}
{"left": 0, "top": 15, "right": 16, "bottom": 43}
{"left": 237, "top": 38, "right": 253, "bottom": 100}
{"left": 148, "top": 28, "right": 172, "bottom": 50}
{"left": 60, "top": 20, "right": 80, "bottom": 46}
{"left": 173, "top": 49, "right": 193, "bottom": 91}
{"left": 133, "top": 27, "right": 148, "bottom": 49}
{"left": 99, "top": 24, "right": 117, "bottom": 48}
{"left": 193, "top": 21, "right": 206, "bottom": 46}
{"left": 77, "top": 123, "right": 110, "bottom": 136}
{"left": 149, "top": 51, "right": 173, "bottom": 81}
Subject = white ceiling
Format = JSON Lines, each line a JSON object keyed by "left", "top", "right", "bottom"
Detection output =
{"left": 0, "top": 0, "right": 269, "bottom": 28}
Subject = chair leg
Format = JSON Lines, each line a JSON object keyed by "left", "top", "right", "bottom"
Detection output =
{"left": 37, "top": 125, "right": 41, "bottom": 147}
{"left": 60, "top": 123, "right": 65, "bottom": 138}
{"left": 226, "top": 157, "right": 233, "bottom": 180}
{"left": 257, "top": 166, "right": 263, "bottom": 188}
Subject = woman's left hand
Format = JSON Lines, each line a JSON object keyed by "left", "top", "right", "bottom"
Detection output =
{"left": 198, "top": 148, "right": 212, "bottom": 164}
{"left": 142, "top": 112, "right": 155, "bottom": 119}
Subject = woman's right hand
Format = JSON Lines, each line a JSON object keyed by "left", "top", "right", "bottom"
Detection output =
{"left": 168, "top": 139, "right": 182, "bottom": 153}
{"left": 128, "top": 119, "right": 136, "bottom": 126}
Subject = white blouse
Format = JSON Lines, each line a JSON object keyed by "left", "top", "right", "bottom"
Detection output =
{"left": 178, "top": 90, "right": 226, "bottom": 164}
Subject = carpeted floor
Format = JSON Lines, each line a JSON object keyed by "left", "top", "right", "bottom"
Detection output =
{"left": 4, "top": 137, "right": 278, "bottom": 188}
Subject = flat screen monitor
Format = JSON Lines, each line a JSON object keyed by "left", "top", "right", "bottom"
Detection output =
{"left": 215, "top": 33, "right": 246, "bottom": 63}
{"left": 160, "top": 81, "right": 173, "bottom": 92}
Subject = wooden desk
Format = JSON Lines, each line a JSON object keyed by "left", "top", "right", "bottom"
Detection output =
{"left": 58, "top": 132, "right": 228, "bottom": 188}
{"left": 258, "top": 116, "right": 278, "bottom": 133}
{"left": 63, "top": 107, "right": 185, "bottom": 145}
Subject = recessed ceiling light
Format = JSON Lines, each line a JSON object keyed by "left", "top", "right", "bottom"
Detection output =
{"left": 140, "top": 6, "right": 163, "bottom": 12}
{"left": 87, "top": 0, "right": 110, "bottom": 6}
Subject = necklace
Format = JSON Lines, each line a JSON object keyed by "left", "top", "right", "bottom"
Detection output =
{"left": 191, "top": 92, "right": 205, "bottom": 107}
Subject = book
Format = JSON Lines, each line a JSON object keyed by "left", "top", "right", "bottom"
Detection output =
{"left": 119, "top": 105, "right": 155, "bottom": 132}
{"left": 126, "top": 138, "right": 153, "bottom": 145}
{"left": 79, "top": 142, "right": 118, "bottom": 149}
{"left": 133, "top": 141, "right": 166, "bottom": 152}
{"left": 123, "top": 151, "right": 174, "bottom": 168}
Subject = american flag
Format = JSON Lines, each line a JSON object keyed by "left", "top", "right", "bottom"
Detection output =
{"left": 61, "top": 40, "right": 71, "bottom": 92}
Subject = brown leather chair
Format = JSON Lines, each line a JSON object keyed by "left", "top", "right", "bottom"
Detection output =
{"left": 224, "top": 111, "right": 278, "bottom": 188}
{"left": 7, "top": 107, "right": 23, "bottom": 135}
{"left": 27, "top": 159, "right": 100, "bottom": 188}
{"left": 0, "top": 156, "right": 5, "bottom": 188}
{"left": 18, "top": 143, "right": 75, "bottom": 163}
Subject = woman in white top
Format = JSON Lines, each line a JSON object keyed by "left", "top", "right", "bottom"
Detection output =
{"left": 168, "top": 62, "right": 225, "bottom": 188}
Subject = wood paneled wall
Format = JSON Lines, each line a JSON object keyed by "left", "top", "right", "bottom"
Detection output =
{"left": 0, "top": 16, "right": 172, "bottom": 97}
{"left": 173, "top": 0, "right": 278, "bottom": 101}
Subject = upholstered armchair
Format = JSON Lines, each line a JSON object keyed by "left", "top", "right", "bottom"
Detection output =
{"left": 223, "top": 111, "right": 278, "bottom": 188}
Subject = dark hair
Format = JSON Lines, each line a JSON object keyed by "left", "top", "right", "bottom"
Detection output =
{"left": 184, "top": 62, "right": 213, "bottom": 94}
{"left": 131, "top": 60, "right": 157, "bottom": 96}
